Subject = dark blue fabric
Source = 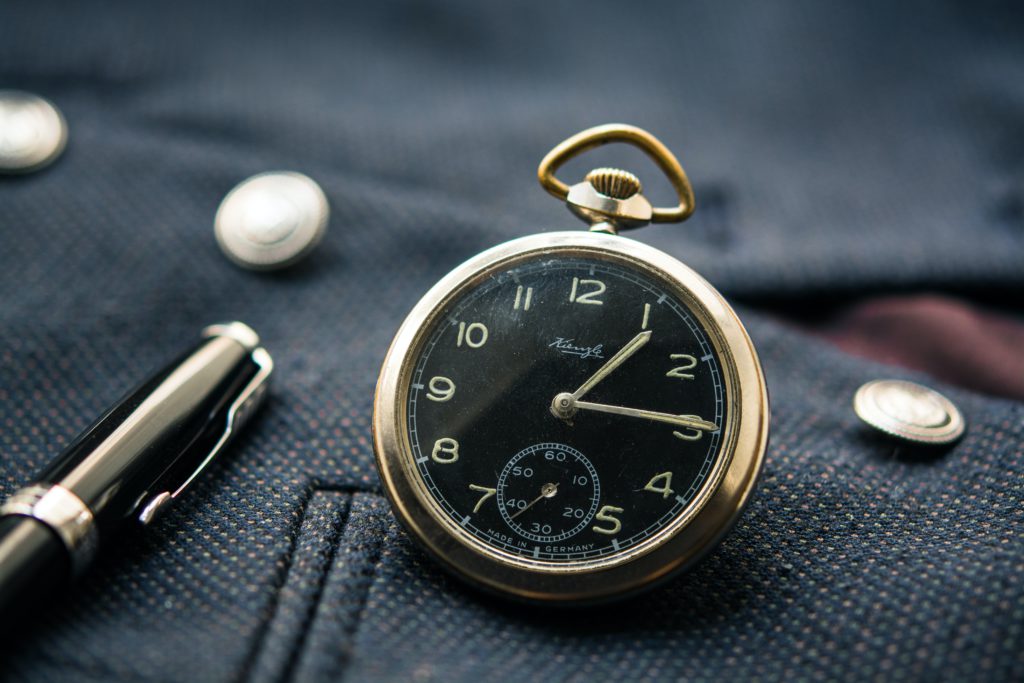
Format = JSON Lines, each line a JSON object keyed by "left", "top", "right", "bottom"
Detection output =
{"left": 1, "top": 1, "right": 1022, "bottom": 681}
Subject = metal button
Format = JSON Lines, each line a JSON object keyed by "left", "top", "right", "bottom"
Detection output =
{"left": 853, "top": 379, "right": 965, "bottom": 445}
{"left": 0, "top": 90, "right": 68, "bottom": 173}
{"left": 214, "top": 171, "right": 329, "bottom": 270}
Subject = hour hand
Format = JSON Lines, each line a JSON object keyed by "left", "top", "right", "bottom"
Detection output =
{"left": 572, "top": 401, "right": 717, "bottom": 432}
{"left": 570, "top": 330, "right": 651, "bottom": 400}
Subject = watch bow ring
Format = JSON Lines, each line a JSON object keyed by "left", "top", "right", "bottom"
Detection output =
{"left": 373, "top": 124, "right": 769, "bottom": 604}
{"left": 537, "top": 123, "right": 696, "bottom": 230}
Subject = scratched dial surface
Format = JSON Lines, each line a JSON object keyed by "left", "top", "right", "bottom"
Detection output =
{"left": 406, "top": 255, "right": 725, "bottom": 562}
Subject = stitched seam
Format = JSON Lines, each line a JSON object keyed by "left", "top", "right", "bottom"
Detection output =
{"left": 236, "top": 483, "right": 363, "bottom": 683}
{"left": 234, "top": 485, "right": 316, "bottom": 683}
{"left": 335, "top": 507, "right": 385, "bottom": 683}
{"left": 277, "top": 487, "right": 354, "bottom": 683}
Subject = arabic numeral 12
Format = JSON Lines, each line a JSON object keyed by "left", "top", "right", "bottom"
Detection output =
{"left": 569, "top": 277, "right": 606, "bottom": 305}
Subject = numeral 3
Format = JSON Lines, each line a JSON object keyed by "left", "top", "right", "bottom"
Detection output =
{"left": 673, "top": 425, "right": 703, "bottom": 442}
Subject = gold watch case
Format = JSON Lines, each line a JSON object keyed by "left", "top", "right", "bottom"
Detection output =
{"left": 373, "top": 230, "right": 769, "bottom": 604}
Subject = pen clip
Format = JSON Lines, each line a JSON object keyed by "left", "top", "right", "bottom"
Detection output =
{"left": 137, "top": 339, "right": 274, "bottom": 525}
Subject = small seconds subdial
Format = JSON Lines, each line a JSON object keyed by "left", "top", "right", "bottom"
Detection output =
{"left": 496, "top": 443, "right": 600, "bottom": 544}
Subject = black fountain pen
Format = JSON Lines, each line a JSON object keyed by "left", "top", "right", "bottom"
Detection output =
{"left": 0, "top": 322, "right": 273, "bottom": 619}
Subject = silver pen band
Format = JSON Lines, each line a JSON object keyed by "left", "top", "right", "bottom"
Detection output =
{"left": 0, "top": 484, "right": 98, "bottom": 575}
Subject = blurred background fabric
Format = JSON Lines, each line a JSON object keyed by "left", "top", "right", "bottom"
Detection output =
{"left": 0, "top": 1, "right": 1022, "bottom": 681}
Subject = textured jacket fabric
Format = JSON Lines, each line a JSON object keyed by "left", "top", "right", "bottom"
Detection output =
{"left": 1, "top": 1, "right": 1022, "bottom": 681}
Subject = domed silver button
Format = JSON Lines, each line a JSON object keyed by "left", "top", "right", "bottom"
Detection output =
{"left": 0, "top": 91, "right": 68, "bottom": 173}
{"left": 214, "top": 171, "right": 329, "bottom": 270}
{"left": 853, "top": 379, "right": 965, "bottom": 445}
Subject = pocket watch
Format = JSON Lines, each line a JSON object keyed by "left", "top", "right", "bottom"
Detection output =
{"left": 373, "top": 124, "right": 769, "bottom": 603}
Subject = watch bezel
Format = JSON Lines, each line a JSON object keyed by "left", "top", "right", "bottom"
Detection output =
{"left": 373, "top": 231, "right": 769, "bottom": 603}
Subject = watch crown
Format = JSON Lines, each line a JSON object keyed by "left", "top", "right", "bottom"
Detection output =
{"left": 585, "top": 167, "right": 642, "bottom": 200}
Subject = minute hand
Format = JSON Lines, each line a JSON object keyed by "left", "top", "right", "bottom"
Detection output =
{"left": 570, "top": 330, "right": 652, "bottom": 400}
{"left": 573, "top": 401, "right": 718, "bottom": 432}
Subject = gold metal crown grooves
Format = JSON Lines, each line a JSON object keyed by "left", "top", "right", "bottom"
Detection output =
{"left": 585, "top": 167, "right": 642, "bottom": 200}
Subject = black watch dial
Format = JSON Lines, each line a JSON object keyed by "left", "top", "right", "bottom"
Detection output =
{"left": 406, "top": 254, "right": 726, "bottom": 563}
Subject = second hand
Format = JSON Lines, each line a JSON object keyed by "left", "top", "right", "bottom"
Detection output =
{"left": 509, "top": 482, "right": 558, "bottom": 521}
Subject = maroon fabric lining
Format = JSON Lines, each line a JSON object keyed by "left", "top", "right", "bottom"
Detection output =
{"left": 813, "top": 295, "right": 1024, "bottom": 402}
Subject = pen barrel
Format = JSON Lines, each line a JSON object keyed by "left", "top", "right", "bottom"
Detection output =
{"left": 32, "top": 333, "right": 261, "bottom": 543}
{"left": 0, "top": 516, "right": 70, "bottom": 623}
{"left": 0, "top": 324, "right": 270, "bottom": 624}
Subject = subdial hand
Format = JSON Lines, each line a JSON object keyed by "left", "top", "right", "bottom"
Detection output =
{"left": 572, "top": 401, "right": 718, "bottom": 432}
{"left": 551, "top": 330, "right": 651, "bottom": 420}
{"left": 509, "top": 482, "right": 559, "bottom": 521}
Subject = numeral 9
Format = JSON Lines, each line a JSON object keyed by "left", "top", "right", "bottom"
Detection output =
{"left": 426, "top": 376, "right": 455, "bottom": 402}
